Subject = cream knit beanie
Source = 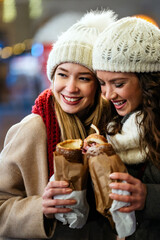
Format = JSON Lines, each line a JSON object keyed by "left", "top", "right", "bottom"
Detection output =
{"left": 47, "top": 10, "right": 117, "bottom": 81}
{"left": 93, "top": 17, "right": 160, "bottom": 72}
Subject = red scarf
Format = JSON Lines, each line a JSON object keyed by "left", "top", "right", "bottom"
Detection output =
{"left": 32, "top": 88, "right": 60, "bottom": 179}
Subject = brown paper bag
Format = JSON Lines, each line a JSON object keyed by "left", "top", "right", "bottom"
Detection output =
{"left": 52, "top": 140, "right": 89, "bottom": 229}
{"left": 53, "top": 151, "right": 88, "bottom": 191}
{"left": 87, "top": 144, "right": 127, "bottom": 227}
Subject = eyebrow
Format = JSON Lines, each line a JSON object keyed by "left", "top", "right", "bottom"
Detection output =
{"left": 79, "top": 72, "right": 93, "bottom": 76}
{"left": 56, "top": 67, "right": 68, "bottom": 72}
{"left": 57, "top": 67, "right": 93, "bottom": 76}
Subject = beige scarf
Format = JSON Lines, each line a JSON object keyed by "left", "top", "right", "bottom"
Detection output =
{"left": 107, "top": 112, "right": 147, "bottom": 165}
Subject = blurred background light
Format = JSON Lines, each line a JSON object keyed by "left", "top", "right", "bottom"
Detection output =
{"left": 29, "top": 0, "right": 42, "bottom": 19}
{"left": 2, "top": 0, "right": 17, "bottom": 23}
{"left": 31, "top": 43, "right": 44, "bottom": 57}
{"left": 23, "top": 39, "right": 33, "bottom": 51}
{"left": 134, "top": 14, "right": 159, "bottom": 27}
{"left": 13, "top": 43, "right": 26, "bottom": 55}
{"left": 1, "top": 46, "right": 13, "bottom": 59}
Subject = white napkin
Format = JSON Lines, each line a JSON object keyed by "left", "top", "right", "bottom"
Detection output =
{"left": 50, "top": 175, "right": 89, "bottom": 229}
{"left": 110, "top": 186, "right": 136, "bottom": 238}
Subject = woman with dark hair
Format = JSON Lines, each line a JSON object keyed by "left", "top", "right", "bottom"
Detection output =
{"left": 93, "top": 16, "right": 160, "bottom": 240}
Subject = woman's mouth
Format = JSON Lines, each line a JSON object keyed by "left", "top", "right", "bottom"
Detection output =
{"left": 62, "top": 94, "right": 82, "bottom": 104}
{"left": 112, "top": 100, "right": 126, "bottom": 109}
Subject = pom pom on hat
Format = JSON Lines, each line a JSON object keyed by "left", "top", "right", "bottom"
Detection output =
{"left": 93, "top": 16, "right": 160, "bottom": 73}
{"left": 79, "top": 9, "right": 117, "bottom": 32}
{"left": 47, "top": 9, "right": 117, "bottom": 81}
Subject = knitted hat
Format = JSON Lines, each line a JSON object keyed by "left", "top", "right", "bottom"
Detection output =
{"left": 47, "top": 10, "right": 117, "bottom": 81}
{"left": 93, "top": 17, "right": 160, "bottom": 73}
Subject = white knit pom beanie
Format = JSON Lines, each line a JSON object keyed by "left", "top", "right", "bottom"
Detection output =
{"left": 93, "top": 17, "right": 160, "bottom": 72}
{"left": 47, "top": 10, "right": 117, "bottom": 81}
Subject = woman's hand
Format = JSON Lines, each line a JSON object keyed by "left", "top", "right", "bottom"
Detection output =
{"left": 109, "top": 172, "right": 147, "bottom": 213}
{"left": 42, "top": 180, "right": 76, "bottom": 219}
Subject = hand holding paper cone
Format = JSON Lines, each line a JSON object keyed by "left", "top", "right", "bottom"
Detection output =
{"left": 84, "top": 125, "right": 136, "bottom": 238}
{"left": 52, "top": 138, "right": 89, "bottom": 229}
{"left": 52, "top": 124, "right": 135, "bottom": 236}
{"left": 84, "top": 125, "right": 127, "bottom": 227}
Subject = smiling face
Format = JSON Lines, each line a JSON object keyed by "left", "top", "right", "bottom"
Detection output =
{"left": 97, "top": 71, "right": 142, "bottom": 116}
{"left": 52, "top": 63, "right": 98, "bottom": 116}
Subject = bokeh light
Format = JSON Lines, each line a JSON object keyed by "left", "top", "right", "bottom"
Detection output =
{"left": 31, "top": 43, "right": 44, "bottom": 57}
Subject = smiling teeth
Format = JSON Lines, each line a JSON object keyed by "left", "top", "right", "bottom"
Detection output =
{"left": 114, "top": 101, "right": 125, "bottom": 106}
{"left": 64, "top": 96, "right": 80, "bottom": 102}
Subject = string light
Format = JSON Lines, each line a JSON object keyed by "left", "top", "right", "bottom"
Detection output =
{"left": 13, "top": 43, "right": 26, "bottom": 55}
{"left": 2, "top": 0, "right": 17, "bottom": 23}
{"left": 1, "top": 46, "right": 13, "bottom": 59}
{"left": 0, "top": 39, "right": 33, "bottom": 59}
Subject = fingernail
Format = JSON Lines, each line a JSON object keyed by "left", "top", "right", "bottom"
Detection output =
{"left": 63, "top": 181, "right": 69, "bottom": 187}
{"left": 66, "top": 189, "right": 72, "bottom": 193}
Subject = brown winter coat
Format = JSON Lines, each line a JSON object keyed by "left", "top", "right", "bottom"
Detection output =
{"left": 0, "top": 114, "right": 116, "bottom": 240}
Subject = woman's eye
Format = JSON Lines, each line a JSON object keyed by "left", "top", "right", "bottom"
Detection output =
{"left": 115, "top": 82, "right": 124, "bottom": 88}
{"left": 58, "top": 73, "right": 67, "bottom": 77}
{"left": 79, "top": 77, "right": 90, "bottom": 81}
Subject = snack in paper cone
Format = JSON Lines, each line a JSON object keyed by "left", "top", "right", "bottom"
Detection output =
{"left": 54, "top": 138, "right": 88, "bottom": 190}
{"left": 84, "top": 125, "right": 127, "bottom": 228}
{"left": 56, "top": 139, "right": 83, "bottom": 163}
{"left": 88, "top": 149, "right": 127, "bottom": 227}
{"left": 53, "top": 138, "right": 89, "bottom": 229}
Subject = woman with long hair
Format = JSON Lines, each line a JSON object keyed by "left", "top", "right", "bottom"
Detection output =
{"left": 93, "top": 16, "right": 160, "bottom": 240}
{"left": 0, "top": 10, "right": 117, "bottom": 240}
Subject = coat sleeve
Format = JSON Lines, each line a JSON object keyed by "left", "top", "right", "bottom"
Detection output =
{"left": 138, "top": 162, "right": 160, "bottom": 221}
{"left": 144, "top": 184, "right": 160, "bottom": 219}
{"left": 0, "top": 114, "right": 56, "bottom": 239}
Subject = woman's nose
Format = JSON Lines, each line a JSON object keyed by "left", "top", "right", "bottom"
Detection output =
{"left": 66, "top": 78, "right": 78, "bottom": 92}
{"left": 103, "top": 88, "right": 117, "bottom": 100}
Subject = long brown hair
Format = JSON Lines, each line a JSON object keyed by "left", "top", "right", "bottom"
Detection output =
{"left": 53, "top": 86, "right": 110, "bottom": 141}
{"left": 106, "top": 72, "right": 160, "bottom": 169}
{"left": 137, "top": 72, "right": 160, "bottom": 168}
